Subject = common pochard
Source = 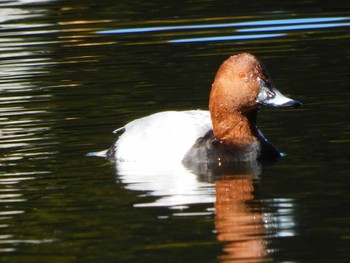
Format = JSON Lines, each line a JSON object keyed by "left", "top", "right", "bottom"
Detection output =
{"left": 102, "top": 53, "right": 301, "bottom": 165}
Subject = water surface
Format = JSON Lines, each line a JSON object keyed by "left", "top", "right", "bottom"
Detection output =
{"left": 0, "top": 0, "right": 349, "bottom": 262}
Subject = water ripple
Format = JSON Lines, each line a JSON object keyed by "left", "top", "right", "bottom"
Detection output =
{"left": 0, "top": 2, "right": 59, "bottom": 255}
{"left": 98, "top": 16, "right": 350, "bottom": 44}
{"left": 238, "top": 21, "right": 350, "bottom": 33}
{"left": 169, "top": 33, "right": 285, "bottom": 43}
{"left": 99, "top": 17, "right": 349, "bottom": 34}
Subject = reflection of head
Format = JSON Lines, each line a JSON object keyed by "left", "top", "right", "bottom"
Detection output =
{"left": 215, "top": 175, "right": 268, "bottom": 262}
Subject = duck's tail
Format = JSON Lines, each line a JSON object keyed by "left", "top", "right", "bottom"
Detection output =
{"left": 86, "top": 149, "right": 108, "bottom": 158}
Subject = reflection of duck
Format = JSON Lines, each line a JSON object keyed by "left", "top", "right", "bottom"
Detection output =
{"left": 215, "top": 174, "right": 267, "bottom": 262}
{"left": 97, "top": 53, "right": 301, "bottom": 166}
{"left": 115, "top": 160, "right": 262, "bottom": 209}
{"left": 112, "top": 154, "right": 295, "bottom": 260}
{"left": 116, "top": 162, "right": 215, "bottom": 208}
{"left": 115, "top": 158, "right": 270, "bottom": 260}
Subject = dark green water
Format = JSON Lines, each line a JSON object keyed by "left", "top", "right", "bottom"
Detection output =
{"left": 0, "top": 0, "right": 349, "bottom": 262}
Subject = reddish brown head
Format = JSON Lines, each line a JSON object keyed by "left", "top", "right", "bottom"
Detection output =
{"left": 209, "top": 53, "right": 301, "bottom": 146}
{"left": 210, "top": 53, "right": 266, "bottom": 116}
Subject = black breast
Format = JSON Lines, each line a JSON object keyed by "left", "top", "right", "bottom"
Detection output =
{"left": 182, "top": 130, "right": 280, "bottom": 165}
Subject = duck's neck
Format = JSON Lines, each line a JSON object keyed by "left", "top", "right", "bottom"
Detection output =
{"left": 212, "top": 109, "right": 259, "bottom": 146}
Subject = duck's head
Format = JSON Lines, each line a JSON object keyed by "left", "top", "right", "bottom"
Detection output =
{"left": 209, "top": 53, "right": 301, "bottom": 119}
{"left": 209, "top": 53, "right": 301, "bottom": 144}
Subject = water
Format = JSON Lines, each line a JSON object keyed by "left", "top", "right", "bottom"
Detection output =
{"left": 1, "top": 0, "right": 349, "bottom": 262}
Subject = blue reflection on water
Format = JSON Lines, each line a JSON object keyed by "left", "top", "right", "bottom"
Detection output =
{"left": 169, "top": 33, "right": 285, "bottom": 43}
{"left": 238, "top": 22, "right": 350, "bottom": 32}
{"left": 98, "top": 16, "right": 350, "bottom": 34}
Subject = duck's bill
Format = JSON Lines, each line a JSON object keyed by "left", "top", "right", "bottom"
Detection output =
{"left": 257, "top": 78, "right": 302, "bottom": 108}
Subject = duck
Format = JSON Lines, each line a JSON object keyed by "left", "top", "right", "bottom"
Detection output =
{"left": 104, "top": 53, "right": 301, "bottom": 165}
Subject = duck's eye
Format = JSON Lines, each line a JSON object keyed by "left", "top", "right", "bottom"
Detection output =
{"left": 238, "top": 72, "right": 246, "bottom": 78}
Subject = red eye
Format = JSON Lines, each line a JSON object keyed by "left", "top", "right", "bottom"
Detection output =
{"left": 239, "top": 72, "right": 245, "bottom": 78}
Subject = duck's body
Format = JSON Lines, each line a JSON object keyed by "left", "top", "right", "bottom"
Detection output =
{"left": 104, "top": 53, "right": 301, "bottom": 165}
{"left": 107, "top": 109, "right": 280, "bottom": 164}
